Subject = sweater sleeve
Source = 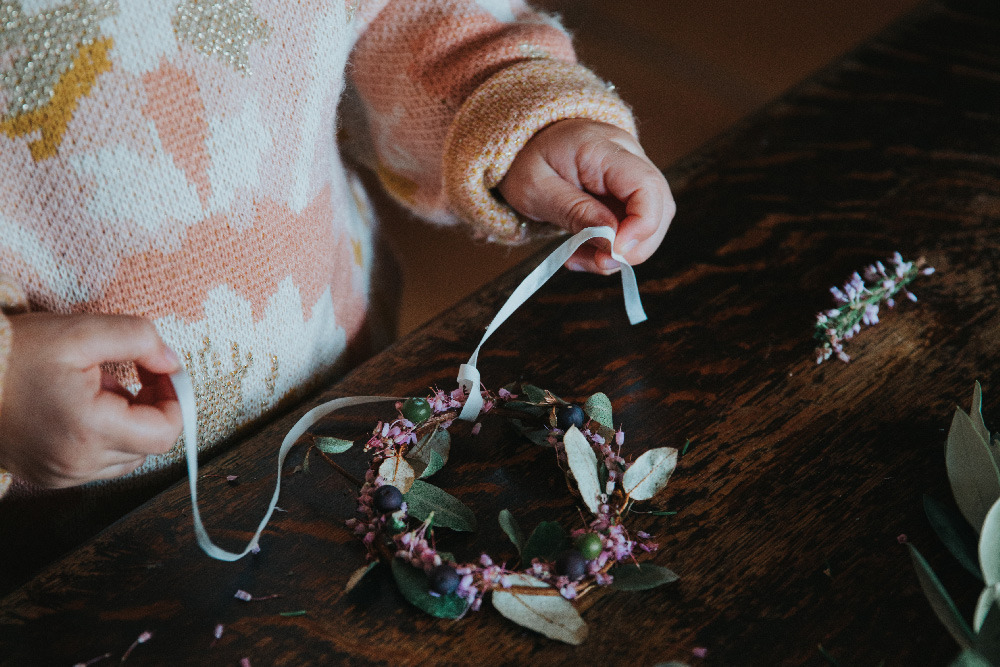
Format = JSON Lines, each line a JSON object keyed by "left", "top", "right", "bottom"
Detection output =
{"left": 347, "top": 1, "right": 636, "bottom": 244}
{"left": 0, "top": 275, "right": 28, "bottom": 499}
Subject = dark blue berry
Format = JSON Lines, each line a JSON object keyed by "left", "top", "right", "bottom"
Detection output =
{"left": 555, "top": 549, "right": 588, "bottom": 581}
{"left": 556, "top": 404, "right": 586, "bottom": 431}
{"left": 428, "top": 564, "right": 460, "bottom": 595}
{"left": 371, "top": 484, "right": 403, "bottom": 514}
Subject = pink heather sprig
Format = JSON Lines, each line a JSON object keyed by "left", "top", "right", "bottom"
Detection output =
{"left": 815, "top": 252, "right": 934, "bottom": 364}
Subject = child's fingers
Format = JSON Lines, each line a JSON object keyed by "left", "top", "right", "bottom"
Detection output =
{"left": 595, "top": 147, "right": 675, "bottom": 262}
{"left": 63, "top": 314, "right": 181, "bottom": 374}
{"left": 95, "top": 392, "right": 183, "bottom": 456}
{"left": 505, "top": 159, "right": 620, "bottom": 234}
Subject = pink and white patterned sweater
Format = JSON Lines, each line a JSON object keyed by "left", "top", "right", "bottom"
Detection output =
{"left": 0, "top": 0, "right": 636, "bottom": 498}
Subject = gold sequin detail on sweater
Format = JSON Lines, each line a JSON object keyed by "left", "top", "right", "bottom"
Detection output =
{"left": 0, "top": 0, "right": 116, "bottom": 117}
{"left": 173, "top": 0, "right": 269, "bottom": 74}
{"left": 179, "top": 337, "right": 279, "bottom": 455}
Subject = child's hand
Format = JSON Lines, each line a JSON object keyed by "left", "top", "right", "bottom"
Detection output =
{"left": 498, "top": 119, "right": 675, "bottom": 274}
{"left": 0, "top": 313, "right": 183, "bottom": 488}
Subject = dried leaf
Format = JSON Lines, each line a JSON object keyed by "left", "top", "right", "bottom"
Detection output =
{"left": 923, "top": 494, "right": 982, "bottom": 581}
{"left": 499, "top": 509, "right": 525, "bottom": 556}
{"left": 379, "top": 457, "right": 416, "bottom": 493}
{"left": 345, "top": 562, "right": 378, "bottom": 593}
{"left": 418, "top": 450, "right": 445, "bottom": 479}
{"left": 508, "top": 418, "right": 552, "bottom": 447}
{"left": 314, "top": 436, "right": 354, "bottom": 454}
{"left": 408, "top": 428, "right": 450, "bottom": 467}
{"left": 491, "top": 577, "right": 587, "bottom": 645}
{"left": 522, "top": 521, "right": 569, "bottom": 563}
{"left": 946, "top": 407, "right": 1000, "bottom": 532}
{"left": 908, "top": 543, "right": 975, "bottom": 649}
{"left": 609, "top": 563, "right": 679, "bottom": 591}
{"left": 623, "top": 447, "right": 678, "bottom": 500}
{"left": 563, "top": 426, "right": 602, "bottom": 514}
{"left": 980, "top": 497, "right": 1000, "bottom": 586}
{"left": 390, "top": 560, "right": 469, "bottom": 619}
{"left": 403, "top": 480, "right": 477, "bottom": 532}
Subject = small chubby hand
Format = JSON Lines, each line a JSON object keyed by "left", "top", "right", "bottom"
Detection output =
{"left": 498, "top": 118, "right": 675, "bottom": 274}
{"left": 0, "top": 312, "right": 183, "bottom": 488}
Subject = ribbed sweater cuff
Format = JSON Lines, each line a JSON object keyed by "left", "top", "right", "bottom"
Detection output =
{"left": 0, "top": 276, "right": 28, "bottom": 499}
{"left": 443, "top": 59, "right": 637, "bottom": 244}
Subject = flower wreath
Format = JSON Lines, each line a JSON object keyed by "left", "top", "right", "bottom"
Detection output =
{"left": 173, "top": 227, "right": 672, "bottom": 644}
{"left": 310, "top": 382, "right": 679, "bottom": 644}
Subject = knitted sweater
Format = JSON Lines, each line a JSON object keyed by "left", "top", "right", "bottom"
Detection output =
{"left": 0, "top": 0, "right": 636, "bottom": 498}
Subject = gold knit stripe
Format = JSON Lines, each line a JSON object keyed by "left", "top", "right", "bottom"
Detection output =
{"left": 443, "top": 60, "right": 637, "bottom": 244}
{"left": 0, "top": 275, "right": 28, "bottom": 312}
{"left": 0, "top": 36, "right": 113, "bottom": 161}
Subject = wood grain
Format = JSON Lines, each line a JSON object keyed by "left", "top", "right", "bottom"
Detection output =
{"left": 2, "top": 1, "right": 999, "bottom": 664}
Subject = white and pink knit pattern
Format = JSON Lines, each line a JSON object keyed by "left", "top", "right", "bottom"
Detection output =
{"left": 0, "top": 0, "right": 635, "bottom": 492}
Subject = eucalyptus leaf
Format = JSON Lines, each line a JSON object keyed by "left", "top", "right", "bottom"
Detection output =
{"left": 408, "top": 427, "right": 451, "bottom": 468}
{"left": 345, "top": 561, "right": 378, "bottom": 593}
{"left": 974, "top": 586, "right": 995, "bottom": 633}
{"left": 314, "top": 436, "right": 354, "bottom": 454}
{"left": 923, "top": 494, "right": 983, "bottom": 581}
{"left": 972, "top": 382, "right": 991, "bottom": 448}
{"left": 404, "top": 480, "right": 477, "bottom": 532}
{"left": 583, "top": 393, "right": 614, "bottom": 438}
{"left": 946, "top": 407, "right": 1000, "bottom": 532}
{"left": 379, "top": 457, "right": 416, "bottom": 493}
{"left": 522, "top": 384, "right": 548, "bottom": 404}
{"left": 522, "top": 521, "right": 570, "bottom": 563}
{"left": 505, "top": 402, "right": 548, "bottom": 419}
{"left": 499, "top": 509, "right": 525, "bottom": 556}
{"left": 950, "top": 649, "right": 993, "bottom": 667}
{"left": 908, "top": 543, "right": 975, "bottom": 648}
{"left": 418, "top": 450, "right": 446, "bottom": 479}
{"left": 609, "top": 563, "right": 679, "bottom": 591}
{"left": 492, "top": 581, "right": 588, "bottom": 645}
{"left": 623, "top": 447, "right": 678, "bottom": 501}
{"left": 390, "top": 560, "right": 469, "bottom": 619}
{"left": 980, "top": 497, "right": 1000, "bottom": 586}
{"left": 974, "top": 599, "right": 1000, "bottom": 664}
{"left": 563, "top": 425, "right": 602, "bottom": 514}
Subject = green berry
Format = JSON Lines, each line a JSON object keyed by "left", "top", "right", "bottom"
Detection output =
{"left": 401, "top": 397, "right": 432, "bottom": 424}
{"left": 575, "top": 532, "right": 604, "bottom": 560}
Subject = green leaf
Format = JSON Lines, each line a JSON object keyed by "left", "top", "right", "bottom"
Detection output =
{"left": 562, "top": 426, "right": 602, "bottom": 514}
{"left": 508, "top": 418, "right": 552, "bottom": 447}
{"left": 345, "top": 561, "right": 378, "bottom": 594}
{"left": 314, "top": 436, "right": 354, "bottom": 454}
{"left": 522, "top": 384, "right": 548, "bottom": 404}
{"left": 491, "top": 575, "right": 587, "bottom": 645}
{"left": 418, "top": 450, "right": 445, "bottom": 479}
{"left": 403, "top": 480, "right": 477, "bottom": 532}
{"left": 609, "top": 563, "right": 679, "bottom": 591}
{"left": 623, "top": 447, "right": 678, "bottom": 501}
{"left": 390, "top": 560, "right": 469, "bottom": 619}
{"left": 923, "top": 494, "right": 983, "bottom": 581}
{"left": 972, "top": 382, "right": 991, "bottom": 448}
{"left": 499, "top": 509, "right": 525, "bottom": 556}
{"left": 908, "top": 543, "right": 975, "bottom": 649}
{"left": 408, "top": 427, "right": 451, "bottom": 468}
{"left": 504, "top": 402, "right": 548, "bottom": 418}
{"left": 583, "top": 392, "right": 615, "bottom": 442}
{"left": 975, "top": 586, "right": 996, "bottom": 633}
{"left": 946, "top": 407, "right": 1000, "bottom": 532}
{"left": 379, "top": 457, "right": 416, "bottom": 493}
{"left": 522, "top": 521, "right": 570, "bottom": 563}
{"left": 980, "top": 497, "right": 1000, "bottom": 586}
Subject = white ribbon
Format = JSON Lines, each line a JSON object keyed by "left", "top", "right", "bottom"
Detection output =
{"left": 174, "top": 225, "right": 646, "bottom": 560}
{"left": 457, "top": 226, "right": 646, "bottom": 421}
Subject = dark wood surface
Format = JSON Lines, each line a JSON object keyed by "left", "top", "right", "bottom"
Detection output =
{"left": 2, "top": 1, "right": 998, "bottom": 664}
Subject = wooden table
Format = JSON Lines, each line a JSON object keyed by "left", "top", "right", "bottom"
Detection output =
{"left": 2, "top": 1, "right": 997, "bottom": 663}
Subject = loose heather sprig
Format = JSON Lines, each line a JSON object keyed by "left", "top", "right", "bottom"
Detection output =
{"left": 815, "top": 253, "right": 934, "bottom": 364}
